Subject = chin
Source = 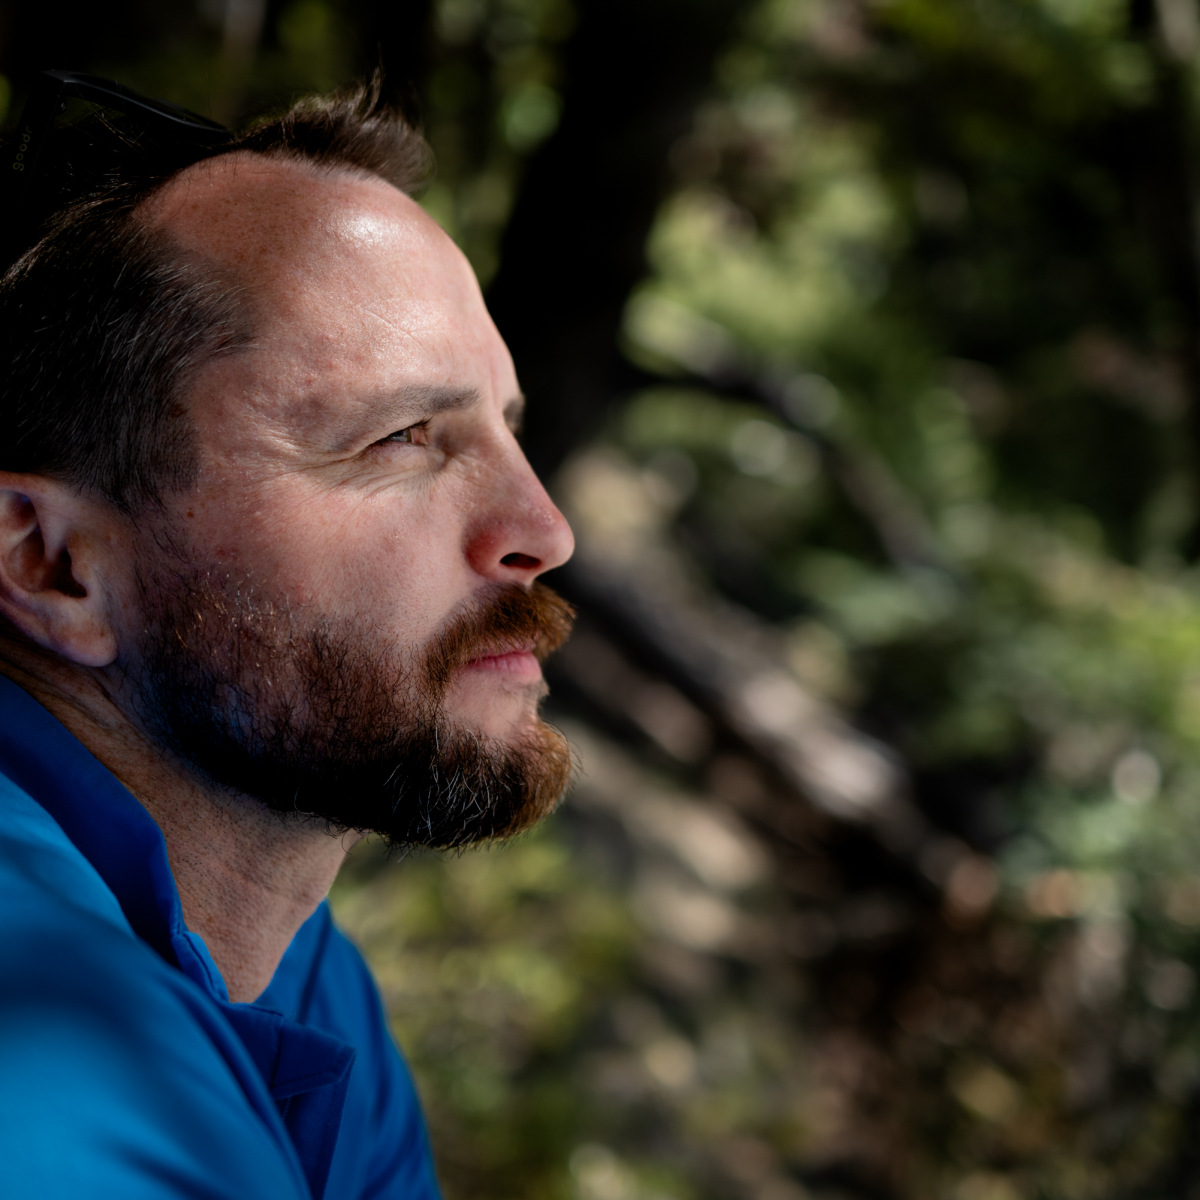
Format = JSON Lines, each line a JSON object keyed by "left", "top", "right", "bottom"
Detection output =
{"left": 444, "top": 680, "right": 547, "bottom": 738}
{"left": 458, "top": 704, "right": 546, "bottom": 746}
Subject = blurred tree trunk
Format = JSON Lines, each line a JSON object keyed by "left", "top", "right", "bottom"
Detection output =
{"left": 486, "top": 0, "right": 748, "bottom": 478}
{"left": 1129, "top": 0, "right": 1200, "bottom": 553}
{"left": 0, "top": 0, "right": 147, "bottom": 92}
{"left": 349, "top": 0, "right": 436, "bottom": 122}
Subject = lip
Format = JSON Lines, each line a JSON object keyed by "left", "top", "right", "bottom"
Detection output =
{"left": 461, "top": 646, "right": 543, "bottom": 683}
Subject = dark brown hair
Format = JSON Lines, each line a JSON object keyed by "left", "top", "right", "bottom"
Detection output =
{"left": 0, "top": 77, "right": 433, "bottom": 511}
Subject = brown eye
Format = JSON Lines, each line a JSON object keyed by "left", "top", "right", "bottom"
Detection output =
{"left": 375, "top": 418, "right": 430, "bottom": 447}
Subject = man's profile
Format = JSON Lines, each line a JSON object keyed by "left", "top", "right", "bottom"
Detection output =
{"left": 0, "top": 72, "right": 574, "bottom": 1198}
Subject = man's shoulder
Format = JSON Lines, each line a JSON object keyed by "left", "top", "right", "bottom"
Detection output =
{"left": 0, "top": 770, "right": 175, "bottom": 1004}
{"left": 0, "top": 769, "right": 128, "bottom": 929}
{"left": 0, "top": 775, "right": 312, "bottom": 1200}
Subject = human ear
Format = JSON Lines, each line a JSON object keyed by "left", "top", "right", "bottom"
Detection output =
{"left": 0, "top": 474, "right": 119, "bottom": 667}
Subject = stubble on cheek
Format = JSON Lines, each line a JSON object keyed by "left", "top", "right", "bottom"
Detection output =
{"left": 123, "top": 544, "right": 577, "bottom": 846}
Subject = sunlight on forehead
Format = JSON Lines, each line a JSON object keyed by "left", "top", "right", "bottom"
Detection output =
{"left": 329, "top": 202, "right": 430, "bottom": 253}
{"left": 155, "top": 154, "right": 444, "bottom": 290}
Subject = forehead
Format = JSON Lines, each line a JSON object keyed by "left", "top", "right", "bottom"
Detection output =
{"left": 153, "top": 152, "right": 460, "bottom": 291}
{"left": 148, "top": 154, "right": 515, "bottom": 437}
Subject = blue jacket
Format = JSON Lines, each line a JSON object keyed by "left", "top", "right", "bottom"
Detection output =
{"left": 0, "top": 675, "right": 442, "bottom": 1199}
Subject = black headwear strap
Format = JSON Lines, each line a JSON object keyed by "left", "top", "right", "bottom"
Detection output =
{"left": 4, "top": 70, "right": 233, "bottom": 266}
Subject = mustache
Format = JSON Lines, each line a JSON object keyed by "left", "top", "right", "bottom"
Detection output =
{"left": 426, "top": 582, "right": 575, "bottom": 684}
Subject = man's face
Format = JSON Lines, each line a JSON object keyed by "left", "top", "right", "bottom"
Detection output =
{"left": 120, "top": 155, "right": 575, "bottom": 844}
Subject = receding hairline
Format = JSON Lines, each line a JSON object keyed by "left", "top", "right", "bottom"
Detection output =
{"left": 143, "top": 148, "right": 426, "bottom": 243}
{"left": 134, "top": 149, "right": 449, "bottom": 334}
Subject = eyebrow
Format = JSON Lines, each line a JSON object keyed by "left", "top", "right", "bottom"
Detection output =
{"left": 331, "top": 384, "right": 527, "bottom": 452}
{"left": 386, "top": 383, "right": 481, "bottom": 423}
{"left": 331, "top": 384, "right": 481, "bottom": 451}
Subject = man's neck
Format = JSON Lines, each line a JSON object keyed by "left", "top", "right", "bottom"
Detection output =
{"left": 0, "top": 648, "right": 353, "bottom": 1003}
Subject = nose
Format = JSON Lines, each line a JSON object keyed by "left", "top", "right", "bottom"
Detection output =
{"left": 464, "top": 442, "right": 574, "bottom": 585}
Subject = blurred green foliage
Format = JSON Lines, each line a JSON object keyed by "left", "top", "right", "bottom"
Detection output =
{"left": 590, "top": 0, "right": 1200, "bottom": 1192}
{"left": 334, "top": 833, "right": 640, "bottom": 1199}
